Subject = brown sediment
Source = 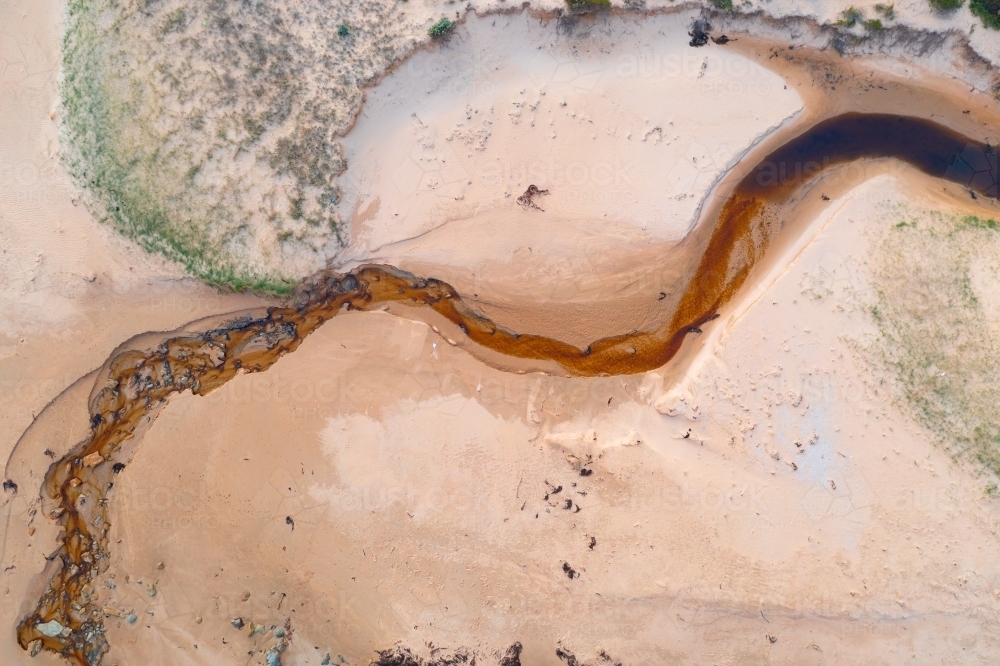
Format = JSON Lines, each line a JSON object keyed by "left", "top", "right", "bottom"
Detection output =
{"left": 11, "top": 112, "right": 1000, "bottom": 664}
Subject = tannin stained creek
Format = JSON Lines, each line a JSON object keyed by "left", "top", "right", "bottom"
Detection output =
{"left": 9, "top": 113, "right": 999, "bottom": 664}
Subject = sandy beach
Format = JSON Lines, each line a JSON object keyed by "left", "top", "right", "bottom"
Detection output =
{"left": 4, "top": 1, "right": 1000, "bottom": 665}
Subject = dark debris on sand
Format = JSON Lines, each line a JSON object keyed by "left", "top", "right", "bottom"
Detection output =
{"left": 556, "top": 646, "right": 623, "bottom": 666}
{"left": 373, "top": 643, "right": 522, "bottom": 666}
{"left": 688, "top": 19, "right": 711, "bottom": 47}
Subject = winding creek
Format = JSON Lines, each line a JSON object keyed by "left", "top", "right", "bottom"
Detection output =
{"left": 8, "top": 112, "right": 1000, "bottom": 664}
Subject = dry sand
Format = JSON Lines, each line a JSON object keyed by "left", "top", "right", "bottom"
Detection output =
{"left": 4, "top": 1, "right": 1000, "bottom": 666}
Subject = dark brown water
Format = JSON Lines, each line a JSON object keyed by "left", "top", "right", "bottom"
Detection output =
{"left": 742, "top": 113, "right": 997, "bottom": 199}
{"left": 11, "top": 113, "right": 1000, "bottom": 664}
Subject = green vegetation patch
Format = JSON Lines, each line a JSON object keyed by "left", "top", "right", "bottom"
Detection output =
{"left": 929, "top": 0, "right": 964, "bottom": 10}
{"left": 428, "top": 17, "right": 456, "bottom": 37}
{"left": 962, "top": 214, "right": 1000, "bottom": 230}
{"left": 565, "top": 0, "right": 612, "bottom": 11}
{"left": 709, "top": 0, "right": 735, "bottom": 10}
{"left": 971, "top": 0, "right": 1000, "bottom": 28}
{"left": 836, "top": 6, "right": 866, "bottom": 27}
{"left": 864, "top": 208, "right": 1000, "bottom": 482}
{"left": 875, "top": 3, "right": 897, "bottom": 19}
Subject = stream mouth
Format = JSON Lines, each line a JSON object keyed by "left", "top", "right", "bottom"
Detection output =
{"left": 10, "top": 112, "right": 1000, "bottom": 664}
{"left": 740, "top": 113, "right": 998, "bottom": 199}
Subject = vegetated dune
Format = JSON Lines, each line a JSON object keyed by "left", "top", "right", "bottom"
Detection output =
{"left": 58, "top": 0, "right": 1000, "bottom": 293}
{"left": 59, "top": 0, "right": 485, "bottom": 291}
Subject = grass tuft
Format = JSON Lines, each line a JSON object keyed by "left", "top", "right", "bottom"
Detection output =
{"left": 565, "top": 0, "right": 612, "bottom": 11}
{"left": 836, "top": 6, "right": 866, "bottom": 27}
{"left": 428, "top": 17, "right": 456, "bottom": 37}
{"left": 160, "top": 8, "right": 187, "bottom": 35}
{"left": 875, "top": 3, "right": 897, "bottom": 18}
{"left": 962, "top": 214, "right": 1000, "bottom": 230}
{"left": 929, "top": 0, "right": 964, "bottom": 10}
